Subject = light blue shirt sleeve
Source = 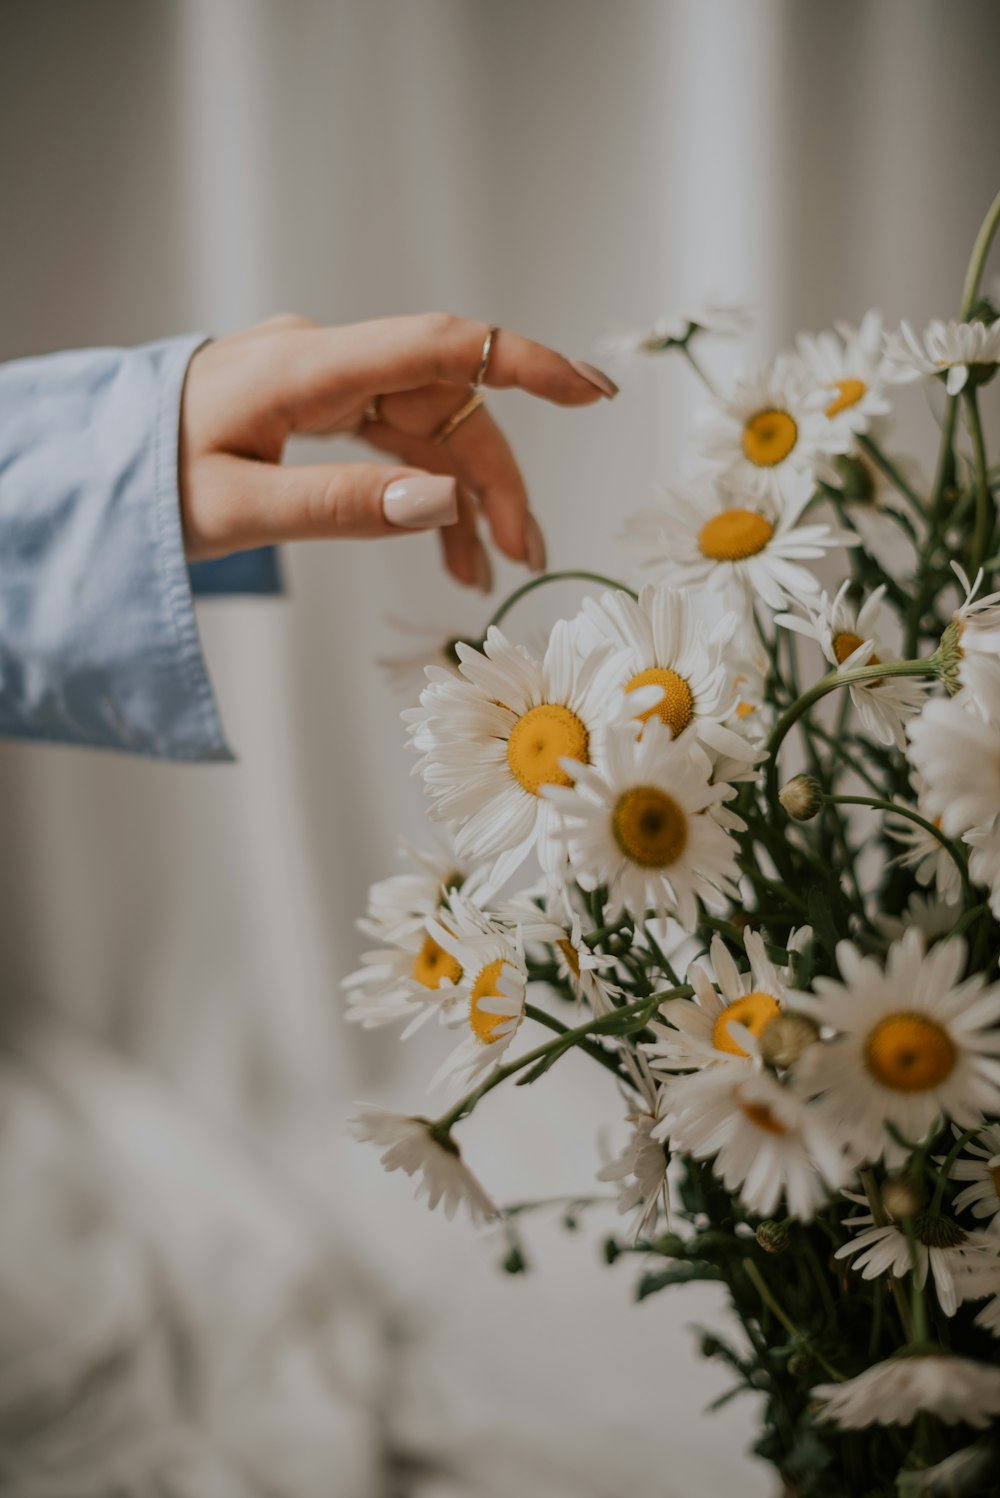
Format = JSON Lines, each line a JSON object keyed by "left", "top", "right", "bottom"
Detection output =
{"left": 0, "top": 333, "right": 255, "bottom": 762}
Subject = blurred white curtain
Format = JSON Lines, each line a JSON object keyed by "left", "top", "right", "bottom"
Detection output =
{"left": 2, "top": 2, "right": 1000, "bottom": 1493}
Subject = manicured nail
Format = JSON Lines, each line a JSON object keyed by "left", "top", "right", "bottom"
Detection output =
{"left": 569, "top": 359, "right": 619, "bottom": 398}
{"left": 383, "top": 475, "right": 458, "bottom": 529}
{"left": 471, "top": 540, "right": 493, "bottom": 594}
{"left": 523, "top": 512, "right": 547, "bottom": 573}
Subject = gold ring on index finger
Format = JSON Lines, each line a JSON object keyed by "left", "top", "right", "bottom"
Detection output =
{"left": 474, "top": 325, "right": 499, "bottom": 387}
{"left": 433, "top": 390, "right": 486, "bottom": 446}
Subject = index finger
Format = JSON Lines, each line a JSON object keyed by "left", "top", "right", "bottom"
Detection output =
{"left": 286, "top": 314, "right": 619, "bottom": 408}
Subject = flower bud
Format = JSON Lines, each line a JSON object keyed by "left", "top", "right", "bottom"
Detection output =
{"left": 779, "top": 775, "right": 822, "bottom": 822}
{"left": 755, "top": 1220, "right": 791, "bottom": 1254}
{"left": 759, "top": 1012, "right": 821, "bottom": 1069}
{"left": 881, "top": 1175, "right": 924, "bottom": 1221}
{"left": 935, "top": 618, "right": 964, "bottom": 696}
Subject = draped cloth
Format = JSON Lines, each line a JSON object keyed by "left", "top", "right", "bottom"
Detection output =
{"left": 1, "top": 2, "right": 999, "bottom": 1492}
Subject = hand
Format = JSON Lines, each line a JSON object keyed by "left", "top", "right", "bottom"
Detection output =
{"left": 178, "top": 313, "right": 617, "bottom": 590}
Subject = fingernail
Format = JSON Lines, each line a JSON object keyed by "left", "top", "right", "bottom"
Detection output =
{"left": 523, "top": 512, "right": 547, "bottom": 573}
{"left": 383, "top": 475, "right": 458, "bottom": 529}
{"left": 472, "top": 540, "right": 493, "bottom": 594}
{"left": 569, "top": 359, "right": 619, "bottom": 398}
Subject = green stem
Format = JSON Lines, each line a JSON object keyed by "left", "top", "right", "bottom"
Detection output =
{"left": 856, "top": 433, "right": 927, "bottom": 515}
{"left": 680, "top": 341, "right": 718, "bottom": 397}
{"left": 485, "top": 570, "right": 635, "bottom": 632}
{"left": 960, "top": 188, "right": 1000, "bottom": 318}
{"left": 965, "top": 389, "right": 993, "bottom": 577}
{"left": 903, "top": 1217, "right": 930, "bottom": 1345}
{"left": 433, "top": 990, "right": 681, "bottom": 1133}
{"left": 930, "top": 1126, "right": 981, "bottom": 1215}
{"left": 765, "top": 658, "right": 939, "bottom": 803}
{"left": 742, "top": 1258, "right": 845, "bottom": 1383}
{"left": 821, "top": 794, "right": 973, "bottom": 906}
{"left": 524, "top": 1002, "right": 628, "bottom": 1081}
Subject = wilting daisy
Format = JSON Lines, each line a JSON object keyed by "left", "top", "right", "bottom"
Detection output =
{"left": 597, "top": 1055, "right": 669, "bottom": 1239}
{"left": 776, "top": 582, "right": 928, "bottom": 748}
{"left": 699, "top": 355, "right": 848, "bottom": 505}
{"left": 883, "top": 318, "right": 1000, "bottom": 395}
{"left": 350, "top": 1107, "right": 497, "bottom": 1224}
{"left": 791, "top": 929, "right": 1000, "bottom": 1166}
{"left": 543, "top": 720, "right": 741, "bottom": 930}
{"left": 576, "top": 585, "right": 759, "bottom": 763}
{"left": 797, "top": 311, "right": 893, "bottom": 446}
{"left": 947, "top": 1122, "right": 1000, "bottom": 1230}
{"left": 600, "top": 301, "right": 752, "bottom": 359}
{"left": 813, "top": 1353, "right": 1000, "bottom": 1429}
{"left": 496, "top": 887, "right": 622, "bottom": 1015}
{"left": 835, "top": 1196, "right": 1000, "bottom": 1316}
{"left": 645, "top": 926, "right": 808, "bottom": 1072}
{"left": 621, "top": 476, "right": 856, "bottom": 614}
{"left": 655, "top": 1064, "right": 848, "bottom": 1220}
{"left": 426, "top": 893, "right": 529, "bottom": 1090}
{"left": 407, "top": 620, "right": 620, "bottom": 886}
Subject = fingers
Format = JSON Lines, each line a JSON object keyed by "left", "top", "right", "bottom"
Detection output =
{"left": 188, "top": 453, "right": 458, "bottom": 556}
{"left": 276, "top": 314, "right": 619, "bottom": 414}
{"left": 362, "top": 419, "right": 493, "bottom": 589}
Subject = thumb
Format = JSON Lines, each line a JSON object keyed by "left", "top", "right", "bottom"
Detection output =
{"left": 211, "top": 456, "right": 459, "bottom": 550}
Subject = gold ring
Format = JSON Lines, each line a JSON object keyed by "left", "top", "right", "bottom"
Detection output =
{"left": 433, "top": 390, "right": 485, "bottom": 445}
{"left": 363, "top": 395, "right": 382, "bottom": 423}
{"left": 474, "top": 325, "right": 499, "bottom": 387}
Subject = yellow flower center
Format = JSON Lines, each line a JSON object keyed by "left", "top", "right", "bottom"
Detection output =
{"left": 737, "top": 1090, "right": 788, "bottom": 1135}
{"left": 826, "top": 378, "right": 867, "bottom": 418}
{"left": 698, "top": 508, "right": 775, "bottom": 561}
{"left": 612, "top": 786, "right": 688, "bottom": 867}
{"left": 468, "top": 958, "right": 517, "bottom": 1044}
{"left": 711, "top": 991, "right": 782, "bottom": 1057}
{"left": 864, "top": 1011, "right": 957, "bottom": 1092}
{"left": 832, "top": 631, "right": 871, "bottom": 665}
{"left": 411, "top": 934, "right": 462, "bottom": 989}
{"left": 742, "top": 408, "right": 798, "bottom": 467}
{"left": 736, "top": 700, "right": 757, "bottom": 720}
{"left": 557, "top": 938, "right": 581, "bottom": 978}
{"left": 506, "top": 703, "right": 589, "bottom": 795}
{"left": 626, "top": 667, "right": 695, "bottom": 736}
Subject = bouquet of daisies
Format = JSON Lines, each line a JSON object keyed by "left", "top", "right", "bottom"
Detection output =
{"left": 347, "top": 195, "right": 1000, "bottom": 1497}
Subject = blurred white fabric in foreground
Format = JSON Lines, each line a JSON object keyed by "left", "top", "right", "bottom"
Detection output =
{"left": 2, "top": 1, "right": 1000, "bottom": 1494}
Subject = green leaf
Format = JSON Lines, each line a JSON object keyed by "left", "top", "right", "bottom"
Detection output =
{"left": 635, "top": 1262, "right": 723, "bottom": 1300}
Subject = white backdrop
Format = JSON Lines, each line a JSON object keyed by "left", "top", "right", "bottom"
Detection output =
{"left": 2, "top": 2, "right": 1000, "bottom": 1493}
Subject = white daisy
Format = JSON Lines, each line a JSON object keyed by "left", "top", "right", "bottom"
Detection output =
{"left": 644, "top": 926, "right": 808, "bottom": 1073}
{"left": 600, "top": 301, "right": 752, "bottom": 359}
{"left": 543, "top": 719, "right": 741, "bottom": 931}
{"left": 835, "top": 1199, "right": 999, "bottom": 1316}
{"left": 406, "top": 620, "right": 620, "bottom": 886}
{"left": 597, "top": 1055, "right": 669, "bottom": 1239}
{"left": 975, "top": 1293, "right": 1000, "bottom": 1337}
{"left": 342, "top": 927, "right": 465, "bottom": 1036}
{"left": 797, "top": 310, "right": 893, "bottom": 445}
{"left": 656, "top": 1063, "right": 848, "bottom": 1220}
{"left": 699, "top": 355, "right": 848, "bottom": 505}
{"left": 883, "top": 318, "right": 1000, "bottom": 396}
{"left": 355, "top": 838, "right": 482, "bottom": 946}
{"left": 791, "top": 929, "right": 1000, "bottom": 1167}
{"left": 875, "top": 889, "right": 963, "bottom": 944}
{"left": 621, "top": 475, "right": 856, "bottom": 614}
{"left": 378, "top": 616, "right": 468, "bottom": 700}
{"left": 906, "top": 692, "right": 1000, "bottom": 844}
{"left": 426, "top": 893, "right": 529, "bottom": 1090}
{"left": 496, "top": 886, "right": 622, "bottom": 1015}
{"left": 350, "top": 1106, "right": 497, "bottom": 1225}
{"left": 813, "top": 1353, "right": 1000, "bottom": 1429}
{"left": 947, "top": 1122, "right": 1000, "bottom": 1230}
{"left": 576, "top": 585, "right": 762, "bottom": 770}
{"left": 776, "top": 581, "right": 928, "bottom": 748}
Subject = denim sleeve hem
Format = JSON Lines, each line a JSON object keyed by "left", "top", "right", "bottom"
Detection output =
{"left": 149, "top": 336, "right": 235, "bottom": 764}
